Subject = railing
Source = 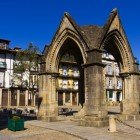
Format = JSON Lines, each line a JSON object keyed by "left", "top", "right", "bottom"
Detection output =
{"left": 57, "top": 87, "right": 78, "bottom": 91}
{"left": 106, "top": 85, "right": 115, "bottom": 89}
{"left": 59, "top": 74, "right": 80, "bottom": 78}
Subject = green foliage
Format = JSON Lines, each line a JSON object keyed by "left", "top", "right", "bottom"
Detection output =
{"left": 14, "top": 43, "right": 40, "bottom": 73}
{"left": 13, "top": 43, "right": 41, "bottom": 88}
{"left": 12, "top": 116, "right": 21, "bottom": 121}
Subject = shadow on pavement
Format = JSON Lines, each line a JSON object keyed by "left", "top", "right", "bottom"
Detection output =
{"left": 0, "top": 109, "right": 37, "bottom": 131}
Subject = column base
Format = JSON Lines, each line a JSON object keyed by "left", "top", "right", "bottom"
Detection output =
{"left": 37, "top": 115, "right": 57, "bottom": 122}
{"left": 79, "top": 115, "right": 109, "bottom": 127}
{"left": 117, "top": 114, "right": 140, "bottom": 121}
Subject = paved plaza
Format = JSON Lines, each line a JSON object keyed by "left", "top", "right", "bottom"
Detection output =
{"left": 0, "top": 106, "right": 140, "bottom": 140}
{"left": 0, "top": 116, "right": 140, "bottom": 140}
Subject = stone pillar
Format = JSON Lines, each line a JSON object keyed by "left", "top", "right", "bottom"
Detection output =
{"left": 77, "top": 92, "right": 79, "bottom": 106}
{"left": 17, "top": 90, "right": 20, "bottom": 107}
{"left": 84, "top": 64, "right": 107, "bottom": 115}
{"left": 79, "top": 49, "right": 108, "bottom": 127}
{"left": 70, "top": 92, "right": 72, "bottom": 105}
{"left": 121, "top": 73, "right": 140, "bottom": 117}
{"left": 8, "top": 90, "right": 11, "bottom": 108}
{"left": 25, "top": 90, "right": 28, "bottom": 106}
{"left": 31, "top": 93, "right": 34, "bottom": 106}
{"left": 34, "top": 94, "right": 36, "bottom": 106}
{"left": 0, "top": 89, "right": 2, "bottom": 107}
{"left": 109, "top": 115, "right": 117, "bottom": 132}
{"left": 63, "top": 92, "right": 65, "bottom": 105}
{"left": 37, "top": 73, "right": 58, "bottom": 121}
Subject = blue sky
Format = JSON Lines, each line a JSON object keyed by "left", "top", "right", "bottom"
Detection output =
{"left": 0, "top": 0, "right": 140, "bottom": 61}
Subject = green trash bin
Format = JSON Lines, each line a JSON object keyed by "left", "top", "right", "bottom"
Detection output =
{"left": 8, "top": 117, "right": 24, "bottom": 131}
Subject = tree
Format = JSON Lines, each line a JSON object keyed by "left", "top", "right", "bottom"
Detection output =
{"left": 12, "top": 43, "right": 41, "bottom": 90}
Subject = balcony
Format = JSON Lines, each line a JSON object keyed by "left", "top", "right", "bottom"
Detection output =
{"left": 57, "top": 87, "right": 78, "bottom": 92}
{"left": 106, "top": 85, "right": 115, "bottom": 89}
{"left": 0, "top": 62, "right": 6, "bottom": 69}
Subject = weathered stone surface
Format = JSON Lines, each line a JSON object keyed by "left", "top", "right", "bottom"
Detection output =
{"left": 79, "top": 116, "right": 109, "bottom": 127}
{"left": 38, "top": 9, "right": 140, "bottom": 127}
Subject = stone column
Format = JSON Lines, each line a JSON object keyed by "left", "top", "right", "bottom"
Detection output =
{"left": 84, "top": 64, "right": 107, "bottom": 116}
{"left": 121, "top": 73, "right": 140, "bottom": 118}
{"left": 37, "top": 73, "right": 58, "bottom": 121}
{"left": 31, "top": 93, "right": 34, "bottom": 106}
{"left": 8, "top": 90, "right": 11, "bottom": 108}
{"left": 0, "top": 89, "right": 2, "bottom": 107}
{"left": 79, "top": 49, "right": 108, "bottom": 127}
{"left": 109, "top": 115, "right": 117, "bottom": 132}
{"left": 77, "top": 92, "right": 79, "bottom": 106}
{"left": 34, "top": 94, "right": 36, "bottom": 106}
{"left": 25, "top": 90, "right": 28, "bottom": 106}
{"left": 17, "top": 90, "right": 20, "bottom": 107}
{"left": 63, "top": 92, "right": 65, "bottom": 105}
{"left": 70, "top": 92, "right": 72, "bottom": 105}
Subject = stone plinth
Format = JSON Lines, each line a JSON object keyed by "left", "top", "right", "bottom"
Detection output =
{"left": 79, "top": 115, "right": 109, "bottom": 127}
{"left": 37, "top": 114, "right": 58, "bottom": 122}
{"left": 108, "top": 115, "right": 117, "bottom": 132}
{"left": 117, "top": 114, "right": 140, "bottom": 121}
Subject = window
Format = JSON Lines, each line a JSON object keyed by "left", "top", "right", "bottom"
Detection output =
{"left": 109, "top": 91, "right": 113, "bottom": 98}
{"left": 0, "top": 72, "right": 4, "bottom": 87}
{"left": 0, "top": 54, "right": 5, "bottom": 62}
{"left": 117, "top": 80, "right": 122, "bottom": 89}
{"left": 73, "top": 81, "right": 78, "bottom": 90}
{"left": 62, "top": 80, "right": 67, "bottom": 89}
{"left": 107, "top": 78, "right": 113, "bottom": 88}
{"left": 30, "top": 75, "right": 38, "bottom": 87}
{"left": 109, "top": 79, "right": 112, "bottom": 86}
{"left": 73, "top": 67, "right": 79, "bottom": 77}
{"left": 0, "top": 43, "right": 7, "bottom": 49}
{"left": 107, "top": 64, "right": 112, "bottom": 75}
{"left": 115, "top": 64, "right": 119, "bottom": 75}
{"left": 65, "top": 93, "right": 70, "bottom": 103}
{"left": 62, "top": 66, "right": 67, "bottom": 76}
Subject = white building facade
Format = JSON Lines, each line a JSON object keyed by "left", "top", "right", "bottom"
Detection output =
{"left": 0, "top": 39, "right": 39, "bottom": 109}
{"left": 102, "top": 50, "right": 123, "bottom": 104}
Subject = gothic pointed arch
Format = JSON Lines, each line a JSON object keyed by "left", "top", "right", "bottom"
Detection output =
{"left": 46, "top": 29, "right": 88, "bottom": 73}
{"left": 101, "top": 29, "right": 135, "bottom": 73}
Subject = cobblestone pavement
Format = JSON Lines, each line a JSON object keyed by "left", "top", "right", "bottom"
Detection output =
{"left": 26, "top": 119, "right": 140, "bottom": 140}
{"left": 1, "top": 118, "right": 140, "bottom": 140}
{"left": 0, "top": 123, "right": 82, "bottom": 140}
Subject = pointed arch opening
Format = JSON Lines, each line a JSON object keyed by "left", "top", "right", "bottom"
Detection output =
{"left": 56, "top": 38, "right": 85, "bottom": 110}
{"left": 101, "top": 31, "right": 129, "bottom": 113}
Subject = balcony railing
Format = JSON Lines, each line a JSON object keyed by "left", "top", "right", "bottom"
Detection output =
{"left": 57, "top": 87, "right": 78, "bottom": 91}
{"left": 0, "top": 62, "right": 6, "bottom": 69}
{"left": 106, "top": 85, "right": 115, "bottom": 89}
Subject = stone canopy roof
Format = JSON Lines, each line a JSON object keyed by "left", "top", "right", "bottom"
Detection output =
{"left": 62, "top": 8, "right": 118, "bottom": 50}
{"left": 80, "top": 25, "right": 104, "bottom": 49}
{"left": 43, "top": 8, "right": 119, "bottom": 54}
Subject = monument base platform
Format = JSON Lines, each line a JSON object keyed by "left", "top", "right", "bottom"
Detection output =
{"left": 117, "top": 114, "right": 140, "bottom": 121}
{"left": 79, "top": 115, "right": 109, "bottom": 127}
{"left": 37, "top": 116, "right": 57, "bottom": 122}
